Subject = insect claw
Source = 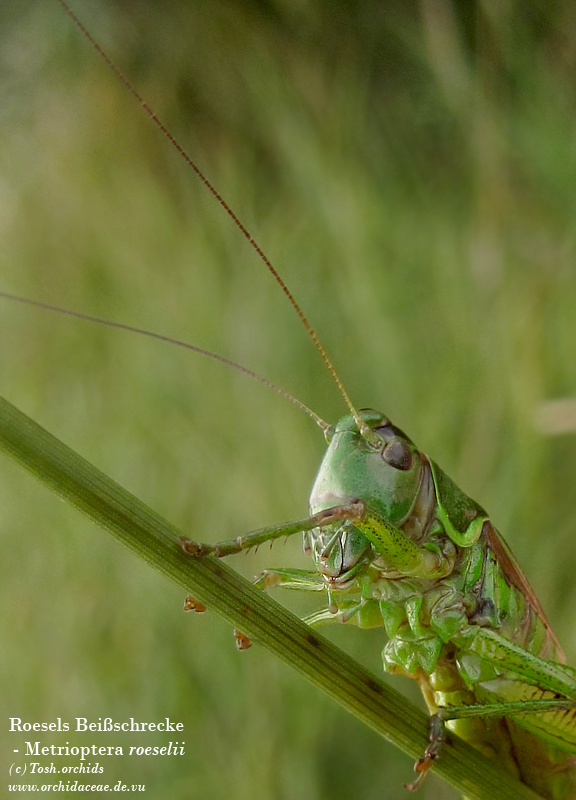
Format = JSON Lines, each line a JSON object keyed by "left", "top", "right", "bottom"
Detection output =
{"left": 179, "top": 536, "right": 211, "bottom": 556}
{"left": 404, "top": 753, "right": 437, "bottom": 791}
{"left": 183, "top": 595, "right": 206, "bottom": 613}
{"left": 233, "top": 629, "right": 252, "bottom": 650}
{"left": 405, "top": 716, "right": 445, "bottom": 791}
{"left": 404, "top": 766, "right": 427, "bottom": 792}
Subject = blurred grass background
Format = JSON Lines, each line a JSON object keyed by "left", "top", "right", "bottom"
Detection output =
{"left": 1, "top": 1, "right": 576, "bottom": 798}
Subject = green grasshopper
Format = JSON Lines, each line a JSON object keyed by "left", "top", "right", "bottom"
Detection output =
{"left": 182, "top": 409, "right": 576, "bottom": 798}
{"left": 6, "top": 3, "right": 576, "bottom": 799}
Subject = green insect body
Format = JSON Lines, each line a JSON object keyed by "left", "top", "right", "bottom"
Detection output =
{"left": 306, "top": 410, "right": 576, "bottom": 798}
{"left": 193, "top": 409, "right": 576, "bottom": 798}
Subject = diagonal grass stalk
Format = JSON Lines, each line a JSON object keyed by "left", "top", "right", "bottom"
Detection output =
{"left": 0, "top": 393, "right": 540, "bottom": 800}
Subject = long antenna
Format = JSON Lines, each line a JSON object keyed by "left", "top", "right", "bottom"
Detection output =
{"left": 55, "top": 0, "right": 374, "bottom": 440}
{"left": 0, "top": 291, "right": 329, "bottom": 431}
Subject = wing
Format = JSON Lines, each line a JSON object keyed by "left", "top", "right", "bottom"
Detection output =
{"left": 484, "top": 521, "right": 564, "bottom": 661}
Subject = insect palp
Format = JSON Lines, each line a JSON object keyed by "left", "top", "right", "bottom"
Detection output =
{"left": 327, "top": 589, "right": 338, "bottom": 615}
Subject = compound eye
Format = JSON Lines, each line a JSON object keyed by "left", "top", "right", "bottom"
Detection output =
{"left": 382, "top": 439, "right": 413, "bottom": 471}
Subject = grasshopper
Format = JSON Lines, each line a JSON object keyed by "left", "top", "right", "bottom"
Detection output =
{"left": 182, "top": 412, "right": 576, "bottom": 798}
{"left": 3, "top": 2, "right": 576, "bottom": 799}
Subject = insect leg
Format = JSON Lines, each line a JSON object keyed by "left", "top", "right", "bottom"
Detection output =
{"left": 404, "top": 715, "right": 446, "bottom": 791}
{"left": 454, "top": 626, "right": 576, "bottom": 699}
{"left": 436, "top": 699, "right": 576, "bottom": 721}
{"left": 253, "top": 568, "right": 325, "bottom": 591}
{"left": 406, "top": 695, "right": 576, "bottom": 791}
{"left": 355, "top": 505, "right": 456, "bottom": 579}
{"left": 179, "top": 502, "right": 363, "bottom": 557}
{"left": 303, "top": 599, "right": 383, "bottom": 628}
{"left": 407, "top": 628, "right": 576, "bottom": 787}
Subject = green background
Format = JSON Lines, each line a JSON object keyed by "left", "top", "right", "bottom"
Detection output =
{"left": 1, "top": 1, "right": 576, "bottom": 798}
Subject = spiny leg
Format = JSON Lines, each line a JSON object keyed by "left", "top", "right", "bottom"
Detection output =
{"left": 405, "top": 696, "right": 576, "bottom": 791}
{"left": 179, "top": 506, "right": 363, "bottom": 648}
{"left": 180, "top": 498, "right": 455, "bottom": 579}
{"left": 453, "top": 626, "right": 576, "bottom": 698}
{"left": 179, "top": 502, "right": 364, "bottom": 557}
{"left": 406, "top": 641, "right": 576, "bottom": 793}
{"left": 437, "top": 698, "right": 576, "bottom": 721}
{"left": 406, "top": 624, "right": 576, "bottom": 789}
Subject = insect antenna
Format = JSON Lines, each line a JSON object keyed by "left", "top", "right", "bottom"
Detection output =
{"left": 55, "top": 0, "right": 376, "bottom": 442}
{"left": 0, "top": 291, "right": 328, "bottom": 431}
